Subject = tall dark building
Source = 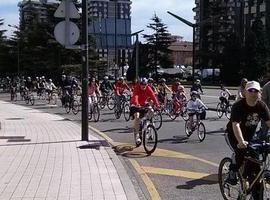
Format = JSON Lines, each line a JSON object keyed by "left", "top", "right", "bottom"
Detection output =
{"left": 193, "top": 0, "right": 269, "bottom": 69}
{"left": 88, "top": 0, "right": 132, "bottom": 76}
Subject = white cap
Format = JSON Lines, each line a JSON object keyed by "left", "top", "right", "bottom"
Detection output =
{"left": 245, "top": 81, "right": 261, "bottom": 91}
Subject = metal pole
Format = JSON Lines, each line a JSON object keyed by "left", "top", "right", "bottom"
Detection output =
{"left": 81, "top": 0, "right": 89, "bottom": 141}
{"left": 114, "top": 0, "right": 117, "bottom": 79}
{"left": 192, "top": 27, "right": 195, "bottom": 84}
{"left": 135, "top": 34, "right": 139, "bottom": 80}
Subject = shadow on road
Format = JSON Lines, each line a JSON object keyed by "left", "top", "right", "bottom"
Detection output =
{"left": 158, "top": 135, "right": 188, "bottom": 144}
{"left": 176, "top": 174, "right": 218, "bottom": 190}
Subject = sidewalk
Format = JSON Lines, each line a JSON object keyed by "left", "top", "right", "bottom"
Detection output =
{"left": 0, "top": 100, "right": 139, "bottom": 200}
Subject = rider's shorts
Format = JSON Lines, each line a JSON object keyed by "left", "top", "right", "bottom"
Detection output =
{"left": 130, "top": 106, "right": 147, "bottom": 119}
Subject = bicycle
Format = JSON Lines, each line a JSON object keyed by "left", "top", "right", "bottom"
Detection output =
{"left": 88, "top": 96, "right": 100, "bottom": 122}
{"left": 24, "top": 91, "right": 35, "bottom": 105}
{"left": 114, "top": 94, "right": 129, "bottom": 119}
{"left": 166, "top": 98, "right": 189, "bottom": 121}
{"left": 216, "top": 95, "right": 236, "bottom": 120}
{"left": 218, "top": 135, "right": 270, "bottom": 200}
{"left": 45, "top": 90, "right": 57, "bottom": 105}
{"left": 135, "top": 105, "right": 158, "bottom": 155}
{"left": 184, "top": 109, "right": 206, "bottom": 142}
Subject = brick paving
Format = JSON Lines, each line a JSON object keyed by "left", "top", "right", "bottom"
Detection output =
{"left": 0, "top": 100, "right": 138, "bottom": 200}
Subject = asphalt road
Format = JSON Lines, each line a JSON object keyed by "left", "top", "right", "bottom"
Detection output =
{"left": 0, "top": 88, "right": 238, "bottom": 200}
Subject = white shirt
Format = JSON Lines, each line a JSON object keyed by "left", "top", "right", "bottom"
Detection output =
{"left": 187, "top": 98, "right": 207, "bottom": 112}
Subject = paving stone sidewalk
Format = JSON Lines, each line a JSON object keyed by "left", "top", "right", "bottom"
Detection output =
{"left": 0, "top": 100, "right": 139, "bottom": 200}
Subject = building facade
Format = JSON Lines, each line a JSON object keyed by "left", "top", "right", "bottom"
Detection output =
{"left": 18, "top": 0, "right": 58, "bottom": 30}
{"left": 168, "top": 36, "right": 193, "bottom": 66}
{"left": 193, "top": 0, "right": 269, "bottom": 69}
{"left": 88, "top": 0, "right": 132, "bottom": 76}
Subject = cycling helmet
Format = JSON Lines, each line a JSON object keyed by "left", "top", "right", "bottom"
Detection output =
{"left": 49, "top": 79, "right": 52, "bottom": 82}
{"left": 119, "top": 77, "right": 124, "bottom": 81}
{"left": 27, "top": 76, "right": 31, "bottom": 80}
{"left": 174, "top": 77, "right": 180, "bottom": 81}
{"left": 140, "top": 77, "right": 148, "bottom": 84}
{"left": 179, "top": 85, "right": 184, "bottom": 91}
{"left": 148, "top": 78, "right": 154, "bottom": 83}
{"left": 160, "top": 78, "right": 166, "bottom": 83}
{"left": 190, "top": 91, "right": 198, "bottom": 97}
{"left": 195, "top": 79, "right": 200, "bottom": 83}
{"left": 104, "top": 76, "right": 108, "bottom": 80}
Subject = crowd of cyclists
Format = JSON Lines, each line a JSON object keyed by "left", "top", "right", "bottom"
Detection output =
{"left": 2, "top": 74, "right": 270, "bottom": 199}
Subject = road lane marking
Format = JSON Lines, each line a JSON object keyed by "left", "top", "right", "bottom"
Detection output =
{"left": 142, "top": 166, "right": 217, "bottom": 182}
{"left": 130, "top": 159, "right": 161, "bottom": 200}
{"left": 89, "top": 124, "right": 219, "bottom": 167}
{"left": 152, "top": 149, "right": 219, "bottom": 167}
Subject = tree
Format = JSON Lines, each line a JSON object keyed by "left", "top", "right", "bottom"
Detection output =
{"left": 143, "top": 14, "right": 174, "bottom": 77}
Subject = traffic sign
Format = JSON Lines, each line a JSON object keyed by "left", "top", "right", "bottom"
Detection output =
{"left": 54, "top": 1, "right": 80, "bottom": 19}
{"left": 54, "top": 21, "right": 80, "bottom": 46}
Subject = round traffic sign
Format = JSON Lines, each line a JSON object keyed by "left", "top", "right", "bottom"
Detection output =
{"left": 54, "top": 21, "right": 80, "bottom": 46}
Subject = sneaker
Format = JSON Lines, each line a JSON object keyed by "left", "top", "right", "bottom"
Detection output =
{"left": 225, "top": 170, "right": 237, "bottom": 185}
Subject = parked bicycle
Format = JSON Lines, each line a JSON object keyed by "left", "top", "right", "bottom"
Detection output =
{"left": 184, "top": 109, "right": 206, "bottom": 142}
{"left": 218, "top": 134, "right": 270, "bottom": 199}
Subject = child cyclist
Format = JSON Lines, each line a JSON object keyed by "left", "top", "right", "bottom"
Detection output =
{"left": 172, "top": 85, "right": 187, "bottom": 116}
{"left": 186, "top": 91, "right": 208, "bottom": 134}
{"left": 219, "top": 84, "right": 232, "bottom": 107}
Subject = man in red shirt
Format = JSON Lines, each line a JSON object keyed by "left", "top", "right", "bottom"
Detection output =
{"left": 130, "top": 78, "right": 159, "bottom": 145}
{"left": 113, "top": 77, "right": 131, "bottom": 111}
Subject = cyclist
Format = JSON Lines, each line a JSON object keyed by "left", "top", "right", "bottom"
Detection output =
{"left": 172, "top": 85, "right": 187, "bottom": 116}
{"left": 100, "top": 76, "right": 113, "bottom": 96}
{"left": 186, "top": 91, "right": 208, "bottom": 134}
{"left": 219, "top": 84, "right": 232, "bottom": 108}
{"left": 130, "top": 78, "right": 160, "bottom": 145}
{"left": 226, "top": 81, "right": 270, "bottom": 198}
{"left": 157, "top": 78, "right": 172, "bottom": 110}
{"left": 113, "top": 77, "right": 131, "bottom": 110}
{"left": 190, "top": 79, "right": 204, "bottom": 98}
{"left": 237, "top": 78, "right": 248, "bottom": 100}
{"left": 171, "top": 78, "right": 182, "bottom": 98}
{"left": 148, "top": 78, "right": 157, "bottom": 95}
{"left": 46, "top": 79, "right": 57, "bottom": 97}
{"left": 88, "top": 77, "right": 100, "bottom": 104}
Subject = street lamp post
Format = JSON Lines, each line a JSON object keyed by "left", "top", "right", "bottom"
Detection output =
{"left": 131, "top": 30, "right": 144, "bottom": 81}
{"left": 167, "top": 11, "right": 196, "bottom": 84}
{"left": 114, "top": 0, "right": 118, "bottom": 79}
{"left": 8, "top": 24, "right": 20, "bottom": 76}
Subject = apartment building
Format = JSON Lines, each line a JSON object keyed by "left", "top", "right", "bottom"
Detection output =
{"left": 18, "top": 0, "right": 58, "bottom": 29}
{"left": 88, "top": 0, "right": 132, "bottom": 76}
{"left": 193, "top": 0, "right": 269, "bottom": 68}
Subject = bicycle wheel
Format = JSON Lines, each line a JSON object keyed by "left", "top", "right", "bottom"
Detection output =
{"left": 153, "top": 110, "right": 162, "bottom": 130}
{"left": 65, "top": 102, "right": 71, "bottom": 114}
{"left": 72, "top": 100, "right": 80, "bottom": 115}
{"left": 30, "top": 95, "right": 35, "bottom": 105}
{"left": 168, "top": 104, "right": 177, "bottom": 121}
{"left": 114, "top": 105, "right": 121, "bottom": 119}
{"left": 107, "top": 96, "right": 115, "bottom": 110}
{"left": 197, "top": 122, "right": 206, "bottom": 142}
{"left": 46, "top": 95, "right": 51, "bottom": 104}
{"left": 88, "top": 105, "right": 93, "bottom": 120}
{"left": 93, "top": 104, "right": 100, "bottom": 122}
{"left": 99, "top": 97, "right": 106, "bottom": 109}
{"left": 216, "top": 103, "right": 224, "bottom": 118}
{"left": 184, "top": 120, "right": 192, "bottom": 137}
{"left": 225, "top": 105, "right": 232, "bottom": 120}
{"left": 181, "top": 107, "right": 189, "bottom": 121}
{"left": 52, "top": 94, "right": 57, "bottom": 105}
{"left": 123, "top": 102, "right": 130, "bottom": 121}
{"left": 143, "top": 124, "right": 158, "bottom": 155}
{"left": 218, "top": 157, "right": 241, "bottom": 200}
{"left": 25, "top": 97, "right": 29, "bottom": 104}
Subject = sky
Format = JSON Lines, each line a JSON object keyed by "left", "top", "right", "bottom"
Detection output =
{"left": 0, "top": 0, "right": 196, "bottom": 42}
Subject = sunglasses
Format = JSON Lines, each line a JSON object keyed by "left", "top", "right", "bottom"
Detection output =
{"left": 247, "top": 88, "right": 259, "bottom": 93}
